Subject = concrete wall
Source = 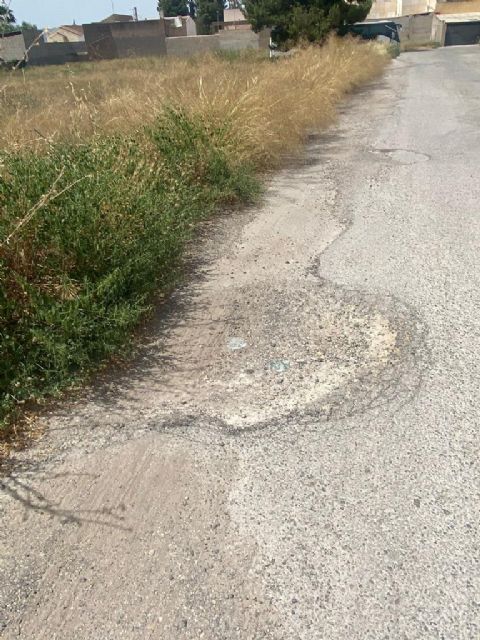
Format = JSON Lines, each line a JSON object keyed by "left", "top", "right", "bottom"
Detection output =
{"left": 112, "top": 20, "right": 167, "bottom": 57}
{"left": 84, "top": 20, "right": 167, "bottom": 60}
{"left": 365, "top": 13, "right": 435, "bottom": 42}
{"left": 166, "top": 30, "right": 269, "bottom": 57}
{"left": 0, "top": 32, "right": 26, "bottom": 63}
{"left": 166, "top": 34, "right": 219, "bottom": 57}
{"left": 392, "top": 12, "right": 435, "bottom": 42}
{"left": 28, "top": 42, "right": 87, "bottom": 66}
{"left": 218, "top": 29, "right": 259, "bottom": 50}
{"left": 432, "top": 15, "right": 447, "bottom": 42}
{"left": 185, "top": 16, "right": 197, "bottom": 36}
{"left": 83, "top": 23, "right": 118, "bottom": 59}
{"left": 408, "top": 12, "right": 436, "bottom": 40}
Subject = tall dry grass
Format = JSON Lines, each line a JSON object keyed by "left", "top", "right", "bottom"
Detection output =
{"left": 0, "top": 37, "right": 388, "bottom": 166}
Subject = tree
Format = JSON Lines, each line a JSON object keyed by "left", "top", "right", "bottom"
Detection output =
{"left": 158, "top": 0, "right": 190, "bottom": 16}
{"left": 20, "top": 21, "right": 38, "bottom": 31}
{"left": 244, "top": 0, "right": 372, "bottom": 46}
{"left": 0, "top": 2, "right": 16, "bottom": 34}
{"left": 196, "top": 0, "right": 224, "bottom": 34}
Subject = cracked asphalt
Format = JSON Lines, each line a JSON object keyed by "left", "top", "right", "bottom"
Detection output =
{"left": 1, "top": 46, "right": 479, "bottom": 639}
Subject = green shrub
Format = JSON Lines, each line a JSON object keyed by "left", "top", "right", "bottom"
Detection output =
{"left": 0, "top": 108, "right": 259, "bottom": 430}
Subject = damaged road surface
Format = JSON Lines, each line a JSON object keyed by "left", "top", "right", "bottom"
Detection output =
{"left": 1, "top": 46, "right": 479, "bottom": 639}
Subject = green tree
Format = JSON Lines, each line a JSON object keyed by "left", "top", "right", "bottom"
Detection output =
{"left": 20, "top": 21, "right": 38, "bottom": 31}
{"left": 244, "top": 0, "right": 371, "bottom": 45}
{"left": 196, "top": 0, "right": 224, "bottom": 34}
{"left": 0, "top": 2, "right": 16, "bottom": 34}
{"left": 158, "top": 0, "right": 189, "bottom": 16}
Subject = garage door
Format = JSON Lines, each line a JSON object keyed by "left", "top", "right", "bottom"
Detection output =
{"left": 444, "top": 22, "right": 480, "bottom": 46}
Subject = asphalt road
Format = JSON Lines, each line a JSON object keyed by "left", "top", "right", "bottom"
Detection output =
{"left": 1, "top": 46, "right": 479, "bottom": 639}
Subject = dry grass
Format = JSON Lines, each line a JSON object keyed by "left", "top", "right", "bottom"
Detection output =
{"left": 436, "top": 0, "right": 480, "bottom": 12}
{"left": 0, "top": 37, "right": 389, "bottom": 167}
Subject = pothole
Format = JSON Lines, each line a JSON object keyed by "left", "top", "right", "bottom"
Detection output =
{"left": 151, "top": 281, "right": 404, "bottom": 429}
{"left": 371, "top": 148, "right": 430, "bottom": 164}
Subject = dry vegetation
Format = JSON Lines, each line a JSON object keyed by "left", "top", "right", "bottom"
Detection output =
{"left": 0, "top": 38, "right": 388, "bottom": 163}
{"left": 0, "top": 38, "right": 389, "bottom": 445}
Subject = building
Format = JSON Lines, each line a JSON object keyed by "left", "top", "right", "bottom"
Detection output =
{"left": 367, "top": 0, "right": 480, "bottom": 44}
{"left": 432, "top": 11, "right": 480, "bottom": 43}
{"left": 222, "top": 8, "right": 252, "bottom": 30}
{"left": 213, "top": 8, "right": 253, "bottom": 31}
{"left": 369, "top": 0, "right": 480, "bottom": 18}
{"left": 101, "top": 14, "right": 134, "bottom": 23}
{"left": 368, "top": 0, "right": 436, "bottom": 19}
{"left": 44, "top": 24, "right": 85, "bottom": 43}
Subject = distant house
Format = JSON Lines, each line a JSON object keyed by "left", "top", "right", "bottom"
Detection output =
{"left": 45, "top": 24, "right": 85, "bottom": 43}
{"left": 432, "top": 11, "right": 480, "bottom": 45}
{"left": 100, "top": 14, "right": 134, "bottom": 23}
{"left": 215, "top": 8, "right": 253, "bottom": 31}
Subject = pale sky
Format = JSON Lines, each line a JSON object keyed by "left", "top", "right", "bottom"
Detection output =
{"left": 11, "top": 0, "right": 159, "bottom": 28}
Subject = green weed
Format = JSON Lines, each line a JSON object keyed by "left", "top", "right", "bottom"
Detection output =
{"left": 0, "top": 108, "right": 259, "bottom": 434}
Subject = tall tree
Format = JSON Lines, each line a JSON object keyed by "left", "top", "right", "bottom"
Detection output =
{"left": 244, "top": 0, "right": 371, "bottom": 45}
{"left": 0, "top": 2, "right": 16, "bottom": 34}
{"left": 158, "top": 0, "right": 189, "bottom": 16}
{"left": 20, "top": 21, "right": 38, "bottom": 31}
{"left": 196, "top": 0, "right": 224, "bottom": 34}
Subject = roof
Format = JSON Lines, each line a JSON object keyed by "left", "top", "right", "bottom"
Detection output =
{"left": 50, "top": 24, "right": 84, "bottom": 35}
{"left": 100, "top": 14, "right": 133, "bottom": 23}
{"left": 435, "top": 11, "right": 480, "bottom": 21}
{"left": 61, "top": 24, "right": 84, "bottom": 34}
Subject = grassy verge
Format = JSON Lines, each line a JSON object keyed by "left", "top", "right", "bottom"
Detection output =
{"left": 0, "top": 37, "right": 389, "bottom": 443}
{"left": 400, "top": 41, "right": 440, "bottom": 52}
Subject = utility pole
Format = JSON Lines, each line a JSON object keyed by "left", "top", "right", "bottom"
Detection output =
{"left": 133, "top": 6, "right": 138, "bottom": 21}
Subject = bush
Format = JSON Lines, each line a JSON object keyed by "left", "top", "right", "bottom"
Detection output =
{"left": 0, "top": 109, "right": 259, "bottom": 429}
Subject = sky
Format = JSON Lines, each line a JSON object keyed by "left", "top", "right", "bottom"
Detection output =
{"left": 11, "top": 0, "right": 159, "bottom": 28}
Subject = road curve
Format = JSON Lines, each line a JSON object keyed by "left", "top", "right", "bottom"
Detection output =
{"left": 1, "top": 46, "right": 479, "bottom": 639}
